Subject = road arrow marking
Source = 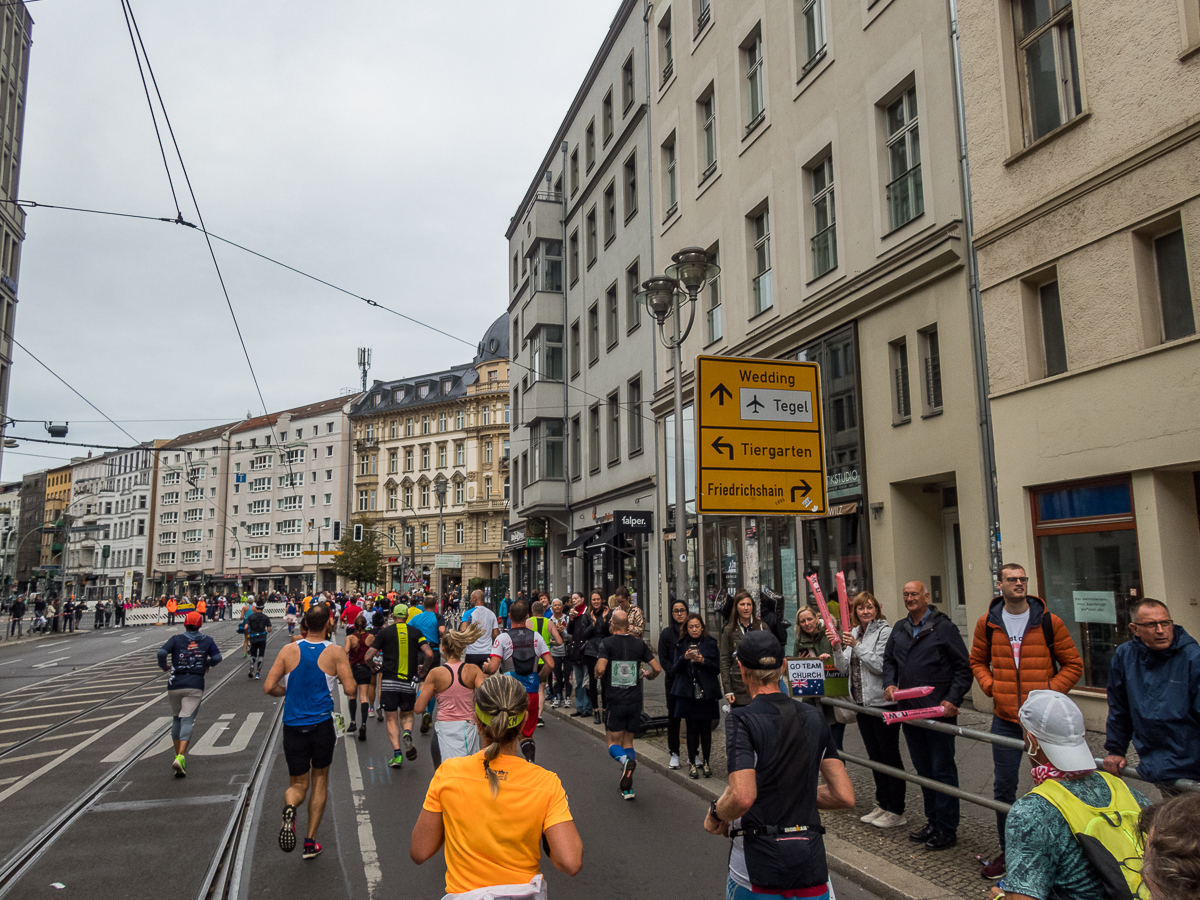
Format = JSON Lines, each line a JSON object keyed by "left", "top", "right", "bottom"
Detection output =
{"left": 709, "top": 383, "right": 733, "bottom": 405}
{"left": 711, "top": 436, "right": 734, "bottom": 460}
{"left": 790, "top": 481, "right": 812, "bottom": 502}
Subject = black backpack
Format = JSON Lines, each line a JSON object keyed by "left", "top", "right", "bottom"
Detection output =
{"left": 511, "top": 627, "right": 538, "bottom": 676}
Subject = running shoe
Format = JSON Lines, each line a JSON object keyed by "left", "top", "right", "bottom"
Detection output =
{"left": 619, "top": 758, "right": 636, "bottom": 792}
{"left": 537, "top": 717, "right": 545, "bottom": 728}
{"left": 669, "top": 753, "right": 680, "bottom": 769}
{"left": 376, "top": 707, "right": 384, "bottom": 722}
{"left": 367, "top": 705, "right": 374, "bottom": 717}
{"left": 345, "top": 720, "right": 356, "bottom": 735}
{"left": 420, "top": 711, "right": 432, "bottom": 734}
{"left": 172, "top": 754, "right": 186, "bottom": 777}
{"left": 247, "top": 669, "right": 254, "bottom": 678}
{"left": 357, "top": 723, "right": 366, "bottom": 742}
{"left": 403, "top": 731, "right": 417, "bottom": 760}
{"left": 689, "top": 763, "right": 698, "bottom": 779}
{"left": 255, "top": 672, "right": 261, "bottom": 680}
{"left": 302, "top": 839, "right": 322, "bottom": 860}
{"left": 621, "top": 788, "right": 636, "bottom": 801}
{"left": 388, "top": 752, "right": 404, "bottom": 768}
{"left": 703, "top": 761, "right": 712, "bottom": 778}
{"left": 279, "top": 805, "right": 297, "bottom": 852}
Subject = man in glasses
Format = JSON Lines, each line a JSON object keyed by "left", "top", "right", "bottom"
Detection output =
{"left": 969, "top": 562, "right": 1083, "bottom": 879}
{"left": 1103, "top": 598, "right": 1200, "bottom": 799}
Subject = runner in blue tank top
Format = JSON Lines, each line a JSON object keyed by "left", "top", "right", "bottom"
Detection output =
{"left": 264, "top": 605, "right": 355, "bottom": 861}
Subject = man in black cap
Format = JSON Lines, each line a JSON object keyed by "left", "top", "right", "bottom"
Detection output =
{"left": 703, "top": 630, "right": 855, "bottom": 900}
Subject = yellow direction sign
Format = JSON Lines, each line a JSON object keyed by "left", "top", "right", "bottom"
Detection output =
{"left": 695, "top": 355, "right": 827, "bottom": 516}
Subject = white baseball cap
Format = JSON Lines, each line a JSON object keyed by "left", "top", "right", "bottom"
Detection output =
{"left": 1018, "top": 690, "right": 1097, "bottom": 772}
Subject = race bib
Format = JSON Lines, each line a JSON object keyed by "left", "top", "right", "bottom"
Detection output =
{"left": 611, "top": 660, "right": 638, "bottom": 688}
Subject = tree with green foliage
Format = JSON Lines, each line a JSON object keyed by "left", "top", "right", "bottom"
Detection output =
{"left": 332, "top": 518, "right": 382, "bottom": 589}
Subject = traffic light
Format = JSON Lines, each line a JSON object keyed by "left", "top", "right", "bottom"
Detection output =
{"left": 332, "top": 520, "right": 342, "bottom": 541}
{"left": 353, "top": 523, "right": 363, "bottom": 542}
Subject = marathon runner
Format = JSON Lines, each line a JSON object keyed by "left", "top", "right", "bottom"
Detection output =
{"left": 410, "top": 674, "right": 583, "bottom": 895}
{"left": 414, "top": 623, "right": 487, "bottom": 766}
{"left": 365, "top": 603, "right": 432, "bottom": 768}
{"left": 408, "top": 595, "right": 446, "bottom": 735}
{"left": 245, "top": 600, "right": 272, "bottom": 679}
{"left": 595, "top": 608, "right": 661, "bottom": 800}
{"left": 485, "top": 600, "right": 553, "bottom": 763}
{"left": 284, "top": 597, "right": 299, "bottom": 635}
{"left": 157, "top": 611, "right": 223, "bottom": 777}
{"left": 263, "top": 605, "right": 355, "bottom": 861}
{"left": 344, "top": 615, "right": 374, "bottom": 740}
{"left": 462, "top": 589, "right": 499, "bottom": 668}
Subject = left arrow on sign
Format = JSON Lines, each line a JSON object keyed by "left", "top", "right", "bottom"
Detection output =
{"left": 711, "top": 436, "right": 734, "bottom": 460}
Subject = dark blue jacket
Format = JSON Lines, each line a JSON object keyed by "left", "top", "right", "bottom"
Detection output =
{"left": 671, "top": 634, "right": 722, "bottom": 700}
{"left": 1105, "top": 626, "right": 1200, "bottom": 783}
{"left": 158, "top": 630, "right": 222, "bottom": 691}
{"left": 881, "top": 607, "right": 972, "bottom": 714}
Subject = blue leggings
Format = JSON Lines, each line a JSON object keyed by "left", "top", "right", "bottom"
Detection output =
{"left": 172, "top": 713, "right": 197, "bottom": 742}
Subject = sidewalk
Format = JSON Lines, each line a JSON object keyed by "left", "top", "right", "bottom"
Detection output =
{"left": 548, "top": 690, "right": 1155, "bottom": 900}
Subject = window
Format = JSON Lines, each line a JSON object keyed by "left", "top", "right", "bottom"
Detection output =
{"left": 438, "top": 523, "right": 446, "bottom": 546}
{"left": 278, "top": 495, "right": 303, "bottom": 511}
{"left": 586, "top": 207, "right": 597, "bottom": 265}
{"left": 388, "top": 449, "right": 398, "bottom": 474}
{"left": 801, "top": 0, "right": 826, "bottom": 69}
{"left": 811, "top": 156, "right": 837, "bottom": 277}
{"left": 326, "top": 445, "right": 334, "bottom": 457}
{"left": 485, "top": 440, "right": 493, "bottom": 465}
{"left": 159, "top": 531, "right": 177, "bottom": 545}
{"left": 1154, "top": 229, "right": 1195, "bottom": 341}
{"left": 503, "top": 476, "right": 510, "bottom": 500}
{"left": 163, "top": 472, "right": 180, "bottom": 486}
{"left": 437, "top": 445, "right": 447, "bottom": 468}
{"left": 1015, "top": 0, "right": 1082, "bottom": 142}
{"left": 744, "top": 32, "right": 765, "bottom": 132}
{"left": 482, "top": 405, "right": 492, "bottom": 426}
{"left": 403, "top": 485, "right": 413, "bottom": 509}
{"left": 420, "top": 524, "right": 429, "bottom": 546}
{"left": 886, "top": 87, "right": 923, "bottom": 231}
{"left": 623, "top": 152, "right": 637, "bottom": 220}
{"left": 622, "top": 53, "right": 635, "bottom": 110}
{"left": 245, "top": 545, "right": 269, "bottom": 561}
{"left": 604, "top": 184, "right": 616, "bottom": 245}
{"left": 157, "top": 552, "right": 176, "bottom": 566}
{"left": 370, "top": 489, "right": 377, "bottom": 510}
{"left": 570, "top": 147, "right": 579, "bottom": 194}
{"left": 249, "top": 476, "right": 272, "bottom": 493}
{"left": 588, "top": 304, "right": 600, "bottom": 364}
{"left": 695, "top": 0, "right": 711, "bottom": 32}
{"left": 284, "top": 447, "right": 305, "bottom": 464}
{"left": 324, "top": 493, "right": 332, "bottom": 505}
{"left": 358, "top": 489, "right": 369, "bottom": 511}
{"left": 589, "top": 405, "right": 601, "bottom": 472}
{"left": 455, "top": 442, "right": 464, "bottom": 466}
{"left": 602, "top": 89, "right": 614, "bottom": 144}
{"left": 420, "top": 483, "right": 430, "bottom": 507}
{"left": 439, "top": 412, "right": 447, "bottom": 432}
{"left": 705, "top": 246, "right": 722, "bottom": 342}
{"left": 421, "top": 447, "right": 430, "bottom": 469}
{"left": 662, "top": 134, "right": 677, "bottom": 218}
{"left": 920, "top": 326, "right": 943, "bottom": 412}
{"left": 405, "top": 417, "right": 414, "bottom": 437}
{"left": 485, "top": 474, "right": 493, "bottom": 498}
{"left": 659, "top": 11, "right": 674, "bottom": 85}
{"left": 161, "top": 492, "right": 179, "bottom": 505}
{"left": 585, "top": 121, "right": 595, "bottom": 170}
{"left": 606, "top": 284, "right": 619, "bottom": 347}
{"left": 456, "top": 410, "right": 465, "bottom": 429}
{"left": 512, "top": 252, "right": 519, "bottom": 290}
{"left": 607, "top": 392, "right": 621, "bottom": 464}
{"left": 1039, "top": 280, "right": 1069, "bottom": 377}
{"left": 251, "top": 454, "right": 272, "bottom": 471}
{"left": 751, "top": 208, "right": 772, "bottom": 314}
{"left": 483, "top": 521, "right": 490, "bottom": 544}
{"left": 628, "top": 377, "right": 643, "bottom": 454}
{"left": 891, "top": 338, "right": 912, "bottom": 422}
{"left": 184, "top": 508, "right": 203, "bottom": 522}
{"left": 275, "top": 543, "right": 302, "bottom": 559}
{"left": 160, "top": 512, "right": 178, "bottom": 526}
{"left": 180, "top": 549, "right": 200, "bottom": 565}
{"left": 531, "top": 420, "right": 564, "bottom": 480}
{"left": 569, "top": 230, "right": 579, "bottom": 284}
{"left": 404, "top": 448, "right": 413, "bottom": 471}
{"left": 248, "top": 499, "right": 271, "bottom": 515}
{"left": 626, "top": 260, "right": 641, "bottom": 331}
{"left": 277, "top": 519, "right": 302, "bottom": 534}
{"left": 535, "top": 240, "right": 562, "bottom": 292}
{"left": 699, "top": 90, "right": 717, "bottom": 179}
{"left": 455, "top": 521, "right": 464, "bottom": 544}
{"left": 422, "top": 415, "right": 430, "bottom": 435}
{"left": 359, "top": 454, "right": 369, "bottom": 476}
{"left": 454, "top": 481, "right": 464, "bottom": 504}
{"left": 531, "top": 325, "right": 564, "bottom": 381}
{"left": 571, "top": 415, "right": 582, "bottom": 479}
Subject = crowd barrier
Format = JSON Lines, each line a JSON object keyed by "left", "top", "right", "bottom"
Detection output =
{"left": 1, "top": 601, "right": 295, "bottom": 635}
{"left": 818, "top": 696, "right": 1200, "bottom": 812}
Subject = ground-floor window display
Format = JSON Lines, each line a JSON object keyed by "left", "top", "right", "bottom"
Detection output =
{"left": 1031, "top": 477, "right": 1140, "bottom": 689}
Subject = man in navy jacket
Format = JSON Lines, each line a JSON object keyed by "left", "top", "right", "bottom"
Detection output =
{"left": 1103, "top": 598, "right": 1200, "bottom": 796}
{"left": 882, "top": 580, "right": 972, "bottom": 851}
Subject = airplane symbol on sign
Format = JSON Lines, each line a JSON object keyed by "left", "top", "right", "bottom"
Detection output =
{"left": 746, "top": 395, "right": 764, "bottom": 413}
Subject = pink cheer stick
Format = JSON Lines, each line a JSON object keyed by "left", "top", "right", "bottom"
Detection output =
{"left": 835, "top": 572, "right": 852, "bottom": 638}
{"left": 891, "top": 686, "right": 935, "bottom": 701}
{"left": 883, "top": 706, "right": 946, "bottom": 725}
{"left": 805, "top": 574, "right": 841, "bottom": 647}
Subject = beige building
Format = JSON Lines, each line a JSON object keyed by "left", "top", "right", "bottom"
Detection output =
{"left": 958, "top": 0, "right": 1200, "bottom": 724}
{"left": 349, "top": 316, "right": 510, "bottom": 595}
{"left": 644, "top": 0, "right": 996, "bottom": 634}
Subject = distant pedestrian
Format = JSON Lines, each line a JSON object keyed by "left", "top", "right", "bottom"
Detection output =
{"left": 793, "top": 606, "right": 848, "bottom": 749}
{"left": 1103, "top": 598, "right": 1200, "bottom": 797}
{"left": 671, "top": 613, "right": 720, "bottom": 779}
{"left": 658, "top": 600, "right": 689, "bottom": 769}
{"left": 8, "top": 597, "right": 24, "bottom": 638}
{"left": 882, "top": 580, "right": 972, "bottom": 852}
{"left": 719, "top": 591, "right": 770, "bottom": 709}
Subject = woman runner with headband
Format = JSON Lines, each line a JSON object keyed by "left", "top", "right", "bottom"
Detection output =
{"left": 411, "top": 675, "right": 583, "bottom": 898}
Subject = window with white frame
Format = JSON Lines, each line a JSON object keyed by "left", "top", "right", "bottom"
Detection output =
{"left": 276, "top": 518, "right": 302, "bottom": 534}
{"left": 163, "top": 471, "right": 180, "bottom": 485}
{"left": 800, "top": 0, "right": 826, "bottom": 70}
{"left": 454, "top": 481, "right": 464, "bottom": 505}
{"left": 886, "top": 87, "right": 923, "bottom": 231}
{"left": 358, "top": 489, "right": 369, "bottom": 511}
{"left": 248, "top": 499, "right": 271, "bottom": 515}
{"left": 280, "top": 472, "right": 305, "bottom": 489}
{"left": 659, "top": 9, "right": 673, "bottom": 85}
{"left": 705, "top": 246, "right": 722, "bottom": 342}
{"left": 404, "top": 448, "right": 413, "bottom": 471}
{"left": 405, "top": 418, "right": 414, "bottom": 437}
{"left": 249, "top": 477, "right": 271, "bottom": 493}
{"left": 751, "top": 207, "right": 773, "bottom": 314}
{"left": 388, "top": 486, "right": 397, "bottom": 510}
{"left": 485, "top": 474, "right": 493, "bottom": 498}
{"left": 662, "top": 134, "right": 677, "bottom": 217}
{"left": 159, "top": 512, "right": 178, "bottom": 525}
{"left": 181, "top": 550, "right": 200, "bottom": 565}
{"left": 245, "top": 545, "right": 269, "bottom": 561}
{"left": 436, "top": 445, "right": 446, "bottom": 468}
{"left": 811, "top": 156, "right": 837, "bottom": 277}
{"left": 250, "top": 454, "right": 272, "bottom": 470}
{"left": 439, "top": 412, "right": 447, "bottom": 432}
{"left": 183, "top": 529, "right": 202, "bottom": 543}
{"left": 1015, "top": 0, "right": 1081, "bottom": 143}
{"left": 159, "top": 531, "right": 177, "bottom": 544}
{"left": 184, "top": 507, "right": 203, "bottom": 522}
{"left": 403, "top": 485, "right": 413, "bottom": 509}
{"left": 455, "top": 409, "right": 465, "bottom": 429}
{"left": 185, "top": 487, "right": 203, "bottom": 502}
{"left": 277, "top": 495, "right": 302, "bottom": 511}
{"left": 284, "top": 447, "right": 305, "bottom": 464}
{"left": 744, "top": 32, "right": 765, "bottom": 132}
{"left": 455, "top": 442, "right": 464, "bottom": 466}
{"left": 420, "top": 524, "right": 429, "bottom": 546}
{"left": 699, "top": 89, "right": 717, "bottom": 179}
{"left": 483, "top": 520, "right": 490, "bottom": 544}
{"left": 275, "top": 543, "right": 302, "bottom": 559}
{"left": 157, "top": 552, "right": 176, "bottom": 566}
{"left": 247, "top": 522, "right": 270, "bottom": 538}
{"left": 531, "top": 326, "right": 564, "bottom": 382}
{"left": 420, "top": 483, "right": 430, "bottom": 507}
{"left": 421, "top": 447, "right": 430, "bottom": 469}
{"left": 323, "top": 493, "right": 331, "bottom": 505}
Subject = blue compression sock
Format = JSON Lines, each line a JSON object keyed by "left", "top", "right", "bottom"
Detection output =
{"left": 626, "top": 748, "right": 636, "bottom": 763}
{"left": 608, "top": 744, "right": 627, "bottom": 764}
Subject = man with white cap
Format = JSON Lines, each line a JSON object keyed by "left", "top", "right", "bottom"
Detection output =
{"left": 988, "top": 690, "right": 1151, "bottom": 900}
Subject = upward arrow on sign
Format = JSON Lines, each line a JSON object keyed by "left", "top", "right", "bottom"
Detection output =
{"left": 709, "top": 383, "right": 733, "bottom": 405}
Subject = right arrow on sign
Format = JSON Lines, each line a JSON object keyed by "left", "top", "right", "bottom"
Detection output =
{"left": 791, "top": 481, "right": 812, "bottom": 502}
{"left": 710, "top": 383, "right": 733, "bottom": 405}
{"left": 711, "top": 436, "right": 734, "bottom": 460}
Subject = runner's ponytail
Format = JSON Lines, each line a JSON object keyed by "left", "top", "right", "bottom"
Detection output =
{"left": 442, "top": 623, "right": 482, "bottom": 661}
{"left": 474, "top": 675, "right": 528, "bottom": 798}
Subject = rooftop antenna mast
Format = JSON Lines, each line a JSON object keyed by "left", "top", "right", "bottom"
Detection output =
{"left": 357, "top": 347, "right": 372, "bottom": 393}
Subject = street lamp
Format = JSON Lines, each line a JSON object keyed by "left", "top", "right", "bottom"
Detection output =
{"left": 434, "top": 479, "right": 448, "bottom": 598}
{"left": 637, "top": 247, "right": 720, "bottom": 612}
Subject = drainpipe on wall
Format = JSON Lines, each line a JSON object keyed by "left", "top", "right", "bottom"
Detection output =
{"left": 948, "top": 0, "right": 1001, "bottom": 579}
{"left": 561, "top": 140, "right": 573, "bottom": 593}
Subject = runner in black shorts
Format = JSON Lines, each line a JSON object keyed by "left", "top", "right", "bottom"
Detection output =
{"left": 366, "top": 604, "right": 432, "bottom": 769}
{"left": 596, "top": 609, "right": 661, "bottom": 800}
{"left": 344, "top": 615, "right": 374, "bottom": 740}
{"left": 245, "top": 601, "right": 272, "bottom": 680}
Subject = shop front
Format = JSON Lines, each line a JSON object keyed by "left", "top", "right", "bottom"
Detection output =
{"left": 508, "top": 519, "right": 555, "bottom": 597}
{"left": 577, "top": 509, "right": 652, "bottom": 607}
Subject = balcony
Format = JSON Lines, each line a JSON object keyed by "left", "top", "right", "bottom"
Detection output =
{"left": 516, "top": 478, "right": 565, "bottom": 516}
{"left": 355, "top": 437, "right": 379, "bottom": 453}
{"left": 467, "top": 496, "right": 509, "bottom": 514}
{"left": 521, "top": 379, "right": 565, "bottom": 426}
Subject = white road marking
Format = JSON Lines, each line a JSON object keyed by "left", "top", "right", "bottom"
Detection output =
{"left": 101, "top": 717, "right": 172, "bottom": 763}
{"left": 0, "top": 725, "right": 51, "bottom": 735}
{"left": 0, "top": 691, "right": 166, "bottom": 804}
{"left": 121, "top": 639, "right": 140, "bottom": 645}
{"left": 36, "top": 730, "right": 99, "bottom": 743}
{"left": 0, "top": 659, "right": 24, "bottom": 667}
{"left": 30, "top": 663, "right": 58, "bottom": 669}
{"left": 0, "top": 710, "right": 89, "bottom": 722}
{"left": 191, "top": 713, "right": 263, "bottom": 756}
{"left": 0, "top": 777, "right": 18, "bottom": 786}
{"left": 0, "top": 750, "right": 61, "bottom": 765}
{"left": 340, "top": 690, "right": 381, "bottom": 898}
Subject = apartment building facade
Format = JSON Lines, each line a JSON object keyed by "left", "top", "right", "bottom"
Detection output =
{"left": 643, "top": 0, "right": 995, "bottom": 636}
{"left": 507, "top": 0, "right": 660, "bottom": 610}
{"left": 348, "top": 314, "right": 511, "bottom": 596}
{"left": 0, "top": 480, "right": 19, "bottom": 591}
{"left": 14, "top": 467, "right": 42, "bottom": 591}
{"left": 149, "top": 396, "right": 355, "bottom": 597}
{"left": 38, "top": 464, "right": 71, "bottom": 590}
{"left": 0, "top": 7, "right": 32, "bottom": 477}
{"left": 958, "top": 0, "right": 1200, "bottom": 725}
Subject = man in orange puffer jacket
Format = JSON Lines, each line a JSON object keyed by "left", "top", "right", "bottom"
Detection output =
{"left": 969, "top": 562, "right": 1083, "bottom": 878}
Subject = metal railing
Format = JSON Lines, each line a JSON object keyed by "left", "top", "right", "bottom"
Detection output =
{"left": 818, "top": 696, "right": 1200, "bottom": 812}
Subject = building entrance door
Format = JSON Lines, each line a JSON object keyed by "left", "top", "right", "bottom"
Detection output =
{"left": 942, "top": 508, "right": 968, "bottom": 637}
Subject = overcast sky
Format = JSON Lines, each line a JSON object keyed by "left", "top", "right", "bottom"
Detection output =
{"left": 2, "top": 0, "right": 619, "bottom": 482}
